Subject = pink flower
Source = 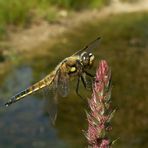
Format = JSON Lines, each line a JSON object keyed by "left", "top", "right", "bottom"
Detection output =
{"left": 86, "top": 60, "right": 115, "bottom": 148}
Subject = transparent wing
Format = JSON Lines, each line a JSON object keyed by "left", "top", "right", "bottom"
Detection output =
{"left": 55, "top": 69, "right": 70, "bottom": 98}
{"left": 73, "top": 36, "right": 101, "bottom": 56}
{"left": 43, "top": 68, "right": 70, "bottom": 124}
{"left": 43, "top": 86, "right": 58, "bottom": 125}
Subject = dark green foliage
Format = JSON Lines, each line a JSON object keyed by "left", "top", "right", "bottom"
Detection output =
{"left": 0, "top": 0, "right": 109, "bottom": 27}
{"left": 0, "top": 0, "right": 110, "bottom": 38}
{"left": 50, "top": 0, "right": 110, "bottom": 10}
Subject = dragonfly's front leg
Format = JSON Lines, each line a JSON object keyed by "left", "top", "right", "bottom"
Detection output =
{"left": 81, "top": 73, "right": 93, "bottom": 90}
{"left": 81, "top": 75, "right": 87, "bottom": 88}
{"left": 76, "top": 77, "right": 84, "bottom": 100}
{"left": 84, "top": 71, "right": 94, "bottom": 77}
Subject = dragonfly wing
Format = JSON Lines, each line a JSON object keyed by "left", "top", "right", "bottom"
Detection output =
{"left": 73, "top": 37, "right": 101, "bottom": 56}
{"left": 55, "top": 69, "right": 70, "bottom": 98}
{"left": 43, "top": 87, "right": 58, "bottom": 125}
{"left": 44, "top": 67, "right": 70, "bottom": 124}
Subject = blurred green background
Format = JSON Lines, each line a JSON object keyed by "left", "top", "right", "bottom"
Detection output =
{"left": 0, "top": 0, "right": 110, "bottom": 39}
{"left": 0, "top": 0, "right": 148, "bottom": 148}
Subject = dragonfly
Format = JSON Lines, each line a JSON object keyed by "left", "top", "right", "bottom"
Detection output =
{"left": 3, "top": 37, "right": 101, "bottom": 107}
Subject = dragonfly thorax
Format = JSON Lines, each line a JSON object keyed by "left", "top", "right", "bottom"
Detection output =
{"left": 61, "top": 56, "right": 83, "bottom": 77}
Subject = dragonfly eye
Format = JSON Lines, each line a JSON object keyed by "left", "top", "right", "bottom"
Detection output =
{"left": 89, "top": 53, "right": 93, "bottom": 57}
{"left": 81, "top": 52, "right": 94, "bottom": 67}
{"left": 82, "top": 56, "right": 86, "bottom": 61}
{"left": 81, "top": 52, "right": 90, "bottom": 65}
{"left": 89, "top": 54, "right": 95, "bottom": 65}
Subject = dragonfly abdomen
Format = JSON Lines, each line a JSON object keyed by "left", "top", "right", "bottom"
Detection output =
{"left": 5, "top": 72, "right": 55, "bottom": 107}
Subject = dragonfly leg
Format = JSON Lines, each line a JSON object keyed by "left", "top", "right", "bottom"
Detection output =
{"left": 81, "top": 76, "right": 87, "bottom": 88}
{"left": 82, "top": 73, "right": 93, "bottom": 90}
{"left": 85, "top": 71, "right": 96, "bottom": 85}
{"left": 76, "top": 77, "right": 84, "bottom": 100}
{"left": 81, "top": 75, "right": 91, "bottom": 90}
{"left": 85, "top": 71, "right": 94, "bottom": 77}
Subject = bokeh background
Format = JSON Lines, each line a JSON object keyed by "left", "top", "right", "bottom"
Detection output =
{"left": 0, "top": 0, "right": 148, "bottom": 148}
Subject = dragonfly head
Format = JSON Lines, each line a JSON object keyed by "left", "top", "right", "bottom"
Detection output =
{"left": 80, "top": 52, "right": 95, "bottom": 68}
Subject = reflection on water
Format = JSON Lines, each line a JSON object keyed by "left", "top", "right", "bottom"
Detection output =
{"left": 0, "top": 12, "right": 148, "bottom": 148}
